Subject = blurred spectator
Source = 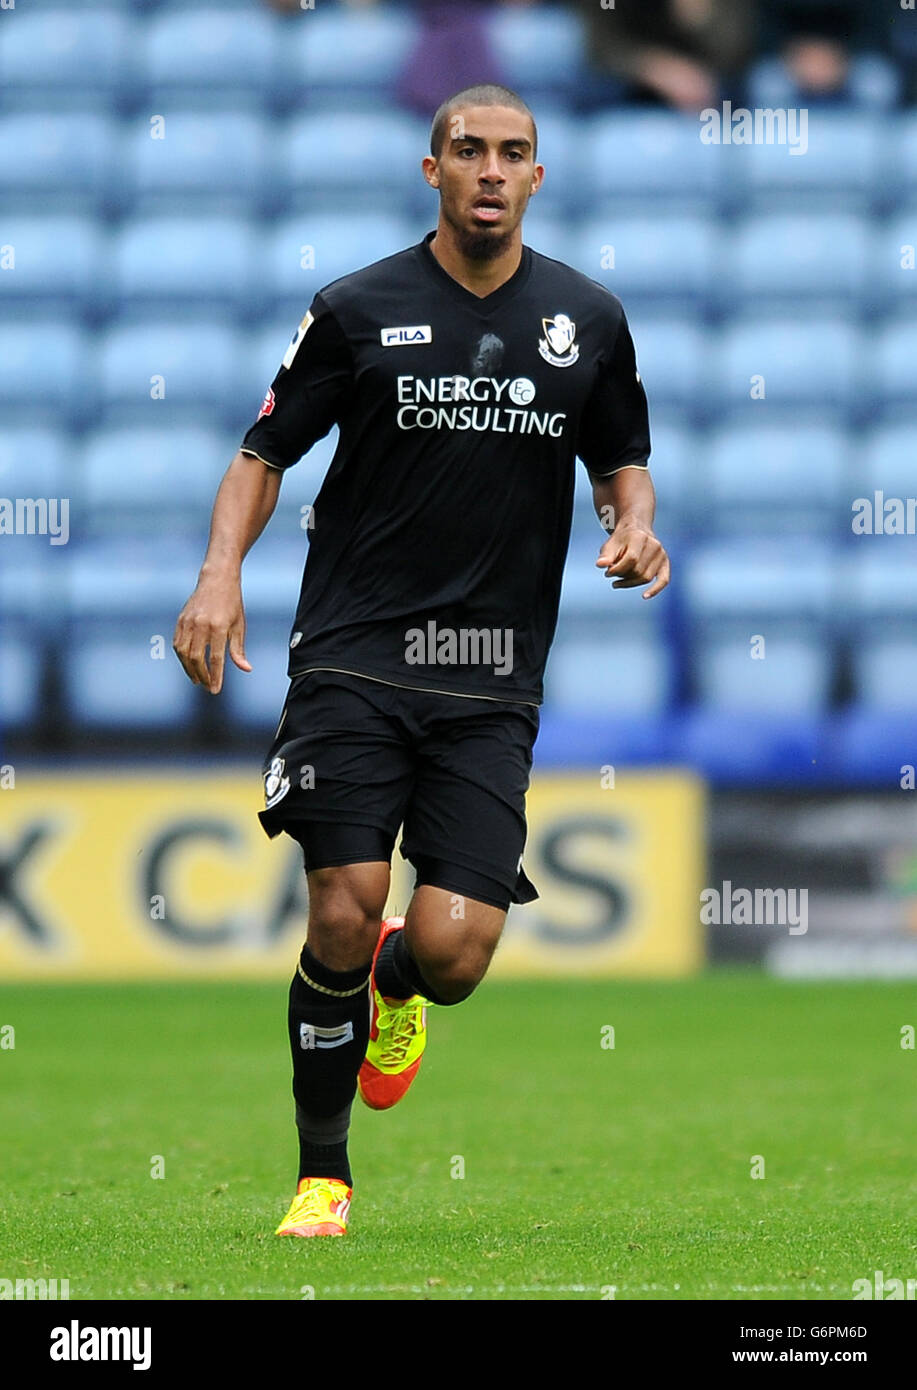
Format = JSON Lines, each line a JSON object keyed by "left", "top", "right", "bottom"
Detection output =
{"left": 575, "top": 0, "right": 755, "bottom": 113}
{"left": 396, "top": 1, "right": 509, "bottom": 118}
{"left": 759, "top": 1, "right": 900, "bottom": 107}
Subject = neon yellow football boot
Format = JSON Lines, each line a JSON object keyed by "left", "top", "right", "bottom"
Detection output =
{"left": 275, "top": 1177, "right": 352, "bottom": 1237}
{"left": 358, "top": 917, "right": 428, "bottom": 1111}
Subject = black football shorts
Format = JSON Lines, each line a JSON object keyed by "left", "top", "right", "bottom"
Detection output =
{"left": 257, "top": 670, "right": 539, "bottom": 909}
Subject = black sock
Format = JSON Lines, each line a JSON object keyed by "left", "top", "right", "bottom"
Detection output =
{"left": 288, "top": 943, "right": 372, "bottom": 1187}
{"left": 374, "top": 927, "right": 452, "bottom": 1006}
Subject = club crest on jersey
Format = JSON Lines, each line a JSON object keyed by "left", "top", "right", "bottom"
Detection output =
{"left": 381, "top": 324, "right": 433, "bottom": 347}
{"left": 257, "top": 386, "right": 275, "bottom": 421}
{"left": 264, "top": 755, "right": 290, "bottom": 809}
{"left": 282, "top": 310, "right": 314, "bottom": 369}
{"left": 538, "top": 313, "right": 579, "bottom": 368}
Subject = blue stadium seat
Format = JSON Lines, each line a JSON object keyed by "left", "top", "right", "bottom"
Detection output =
{"left": 526, "top": 110, "right": 578, "bottom": 210}
{"left": 0, "top": 321, "right": 90, "bottom": 427}
{"left": 852, "top": 639, "right": 917, "bottom": 711}
{"left": 279, "top": 113, "right": 431, "bottom": 214}
{"left": 572, "top": 215, "right": 716, "bottom": 311}
{"left": 624, "top": 316, "right": 710, "bottom": 412}
{"left": 122, "top": 112, "right": 275, "bottom": 216}
{"left": 861, "top": 422, "right": 917, "bottom": 499}
{"left": 685, "top": 541, "right": 839, "bottom": 622}
{"left": 520, "top": 214, "right": 573, "bottom": 264}
{"left": 112, "top": 217, "right": 257, "bottom": 314}
{"left": 0, "top": 11, "right": 135, "bottom": 114}
{"left": 893, "top": 112, "right": 917, "bottom": 209}
{"left": 690, "top": 630, "right": 832, "bottom": 714}
{"left": 0, "top": 428, "right": 69, "bottom": 508}
{"left": 487, "top": 6, "right": 585, "bottom": 100}
{"left": 845, "top": 549, "right": 917, "bottom": 713}
{"left": 0, "top": 217, "right": 104, "bottom": 316}
{"left": 713, "top": 317, "right": 861, "bottom": 417}
{"left": 80, "top": 426, "right": 229, "bottom": 539}
{"left": 872, "top": 318, "right": 917, "bottom": 412}
{"left": 0, "top": 628, "right": 44, "bottom": 728}
{"left": 684, "top": 541, "right": 838, "bottom": 714}
{"left": 705, "top": 421, "right": 849, "bottom": 533}
{"left": 278, "top": 8, "right": 420, "bottom": 110}
{"left": 872, "top": 213, "right": 917, "bottom": 312}
{"left": 724, "top": 213, "right": 870, "bottom": 313}
{"left": 748, "top": 55, "right": 902, "bottom": 114}
{"left": 140, "top": 10, "right": 279, "bottom": 112}
{"left": 63, "top": 540, "right": 204, "bottom": 726}
{"left": 0, "top": 114, "right": 117, "bottom": 215}
{"left": 582, "top": 111, "right": 723, "bottom": 210}
{"left": 741, "top": 113, "right": 883, "bottom": 213}
{"left": 95, "top": 319, "right": 244, "bottom": 425}
{"left": 262, "top": 213, "right": 421, "bottom": 312}
{"left": 544, "top": 630, "right": 672, "bottom": 715}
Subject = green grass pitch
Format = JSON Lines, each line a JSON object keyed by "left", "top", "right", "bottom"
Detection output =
{"left": 0, "top": 973, "right": 913, "bottom": 1301}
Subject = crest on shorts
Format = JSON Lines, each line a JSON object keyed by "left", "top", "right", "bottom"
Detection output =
{"left": 538, "top": 313, "right": 579, "bottom": 368}
{"left": 264, "top": 754, "right": 290, "bottom": 809}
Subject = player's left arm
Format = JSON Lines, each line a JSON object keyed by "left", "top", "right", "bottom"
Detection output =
{"left": 592, "top": 465, "right": 670, "bottom": 599}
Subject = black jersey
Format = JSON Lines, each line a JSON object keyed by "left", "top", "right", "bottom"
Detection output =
{"left": 240, "top": 229, "right": 650, "bottom": 705}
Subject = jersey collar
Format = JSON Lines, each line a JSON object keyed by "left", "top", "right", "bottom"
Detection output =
{"left": 415, "top": 230, "right": 532, "bottom": 315}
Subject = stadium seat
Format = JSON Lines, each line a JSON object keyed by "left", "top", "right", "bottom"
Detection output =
{"left": 705, "top": 421, "right": 849, "bottom": 534}
{"left": 520, "top": 213, "right": 574, "bottom": 264}
{"left": 544, "top": 630, "right": 672, "bottom": 715}
{"left": 871, "top": 213, "right": 917, "bottom": 313}
{"left": 525, "top": 110, "right": 578, "bottom": 211}
{"left": 278, "top": 8, "right": 420, "bottom": 111}
{"left": 861, "top": 422, "right": 917, "bottom": 500}
{"left": 0, "top": 628, "right": 44, "bottom": 728}
{"left": 95, "top": 319, "right": 245, "bottom": 426}
{"left": 623, "top": 316, "right": 711, "bottom": 412}
{"left": 80, "top": 426, "right": 229, "bottom": 540}
{"left": 572, "top": 215, "right": 716, "bottom": 311}
{"left": 262, "top": 213, "right": 422, "bottom": 312}
{"left": 122, "top": 112, "right": 275, "bottom": 217}
{"left": 112, "top": 217, "right": 257, "bottom": 315}
{"left": 0, "top": 217, "right": 104, "bottom": 317}
{"left": 684, "top": 541, "right": 839, "bottom": 622}
{"left": 851, "top": 639, "right": 917, "bottom": 711}
{"left": 872, "top": 318, "right": 917, "bottom": 412}
{"left": 740, "top": 112, "right": 883, "bottom": 213}
{"left": 0, "top": 11, "right": 136, "bottom": 114}
{"left": 712, "top": 317, "right": 862, "bottom": 418}
{"left": 0, "top": 428, "right": 69, "bottom": 509}
{"left": 582, "top": 111, "right": 723, "bottom": 211}
{"left": 486, "top": 6, "right": 585, "bottom": 101}
{"left": 0, "top": 321, "right": 90, "bottom": 428}
{"left": 0, "top": 114, "right": 117, "bottom": 216}
{"left": 140, "top": 10, "right": 279, "bottom": 112}
{"left": 63, "top": 540, "right": 205, "bottom": 726}
{"left": 690, "top": 630, "right": 833, "bottom": 714}
{"left": 279, "top": 113, "right": 431, "bottom": 214}
{"left": 747, "top": 55, "right": 902, "bottom": 114}
{"left": 723, "top": 213, "right": 870, "bottom": 314}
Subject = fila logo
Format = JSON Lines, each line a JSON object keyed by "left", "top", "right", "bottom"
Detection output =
{"left": 300, "top": 1021, "right": 355, "bottom": 1050}
{"left": 381, "top": 324, "right": 432, "bottom": 347}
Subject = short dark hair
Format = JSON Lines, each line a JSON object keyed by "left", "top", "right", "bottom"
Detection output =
{"left": 430, "top": 84, "right": 537, "bottom": 162}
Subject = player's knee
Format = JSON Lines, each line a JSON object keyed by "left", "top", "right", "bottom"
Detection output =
{"left": 420, "top": 949, "right": 491, "bottom": 1005}
{"left": 306, "top": 869, "right": 385, "bottom": 966}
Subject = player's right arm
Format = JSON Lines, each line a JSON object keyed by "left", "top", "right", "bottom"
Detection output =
{"left": 173, "top": 452, "right": 282, "bottom": 694}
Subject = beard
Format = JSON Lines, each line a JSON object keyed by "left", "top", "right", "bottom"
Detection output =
{"left": 442, "top": 200, "right": 516, "bottom": 261}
